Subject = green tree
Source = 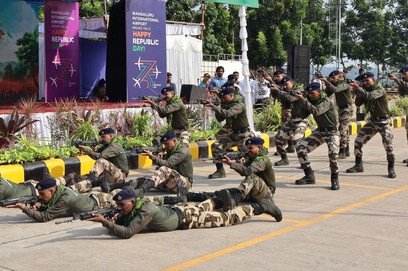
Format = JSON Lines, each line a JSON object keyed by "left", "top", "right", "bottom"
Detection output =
{"left": 388, "top": 0, "right": 408, "bottom": 68}
{"left": 166, "top": 0, "right": 200, "bottom": 22}
{"left": 15, "top": 29, "right": 39, "bottom": 87}
{"left": 3, "top": 63, "right": 14, "bottom": 80}
{"left": 79, "top": 0, "right": 105, "bottom": 17}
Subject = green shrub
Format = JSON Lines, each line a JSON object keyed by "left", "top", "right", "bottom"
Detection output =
{"left": 393, "top": 97, "right": 408, "bottom": 116}
{"left": 254, "top": 101, "right": 282, "bottom": 132}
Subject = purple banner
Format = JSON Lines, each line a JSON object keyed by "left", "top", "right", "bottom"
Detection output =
{"left": 45, "top": 0, "right": 79, "bottom": 102}
{"left": 126, "top": 0, "right": 167, "bottom": 101}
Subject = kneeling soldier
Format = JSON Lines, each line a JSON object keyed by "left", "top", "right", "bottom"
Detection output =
{"left": 6, "top": 178, "right": 115, "bottom": 222}
{"left": 294, "top": 82, "right": 340, "bottom": 190}
{"left": 88, "top": 188, "right": 268, "bottom": 239}
{"left": 136, "top": 131, "right": 193, "bottom": 196}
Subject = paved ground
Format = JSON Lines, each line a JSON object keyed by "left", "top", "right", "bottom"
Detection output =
{"left": 1, "top": 129, "right": 408, "bottom": 271}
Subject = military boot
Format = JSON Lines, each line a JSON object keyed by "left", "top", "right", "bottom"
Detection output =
{"left": 134, "top": 178, "right": 156, "bottom": 195}
{"left": 215, "top": 188, "right": 243, "bottom": 212}
{"left": 99, "top": 175, "right": 110, "bottom": 193}
{"left": 88, "top": 172, "right": 101, "bottom": 187}
{"left": 208, "top": 163, "right": 226, "bottom": 179}
{"left": 186, "top": 191, "right": 215, "bottom": 202}
{"left": 163, "top": 195, "right": 185, "bottom": 205}
{"left": 295, "top": 167, "right": 316, "bottom": 185}
{"left": 64, "top": 172, "right": 79, "bottom": 186}
{"left": 275, "top": 153, "right": 289, "bottom": 166}
{"left": 176, "top": 186, "right": 188, "bottom": 204}
{"left": 346, "top": 155, "right": 364, "bottom": 173}
{"left": 388, "top": 161, "right": 396, "bottom": 178}
{"left": 402, "top": 158, "right": 408, "bottom": 164}
{"left": 338, "top": 148, "right": 347, "bottom": 159}
{"left": 256, "top": 197, "right": 283, "bottom": 222}
{"left": 286, "top": 141, "right": 295, "bottom": 153}
{"left": 330, "top": 172, "right": 340, "bottom": 190}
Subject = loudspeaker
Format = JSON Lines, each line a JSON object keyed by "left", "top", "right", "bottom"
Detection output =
{"left": 287, "top": 45, "right": 310, "bottom": 87}
{"left": 180, "top": 84, "right": 208, "bottom": 104}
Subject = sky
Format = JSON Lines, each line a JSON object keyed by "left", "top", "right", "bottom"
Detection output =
{"left": 0, "top": 0, "right": 43, "bottom": 62}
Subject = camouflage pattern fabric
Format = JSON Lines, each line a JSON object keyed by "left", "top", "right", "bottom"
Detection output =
{"left": 174, "top": 129, "right": 190, "bottom": 146}
{"left": 338, "top": 107, "right": 351, "bottom": 149}
{"left": 281, "top": 108, "right": 292, "bottom": 124}
{"left": 238, "top": 174, "right": 273, "bottom": 201}
{"left": 296, "top": 130, "right": 340, "bottom": 172}
{"left": 275, "top": 120, "right": 308, "bottom": 155}
{"left": 175, "top": 199, "right": 254, "bottom": 229}
{"left": 91, "top": 158, "right": 127, "bottom": 183}
{"left": 354, "top": 120, "right": 395, "bottom": 161}
{"left": 211, "top": 127, "right": 253, "bottom": 158}
{"left": 153, "top": 166, "right": 192, "bottom": 193}
{"left": 86, "top": 190, "right": 119, "bottom": 209}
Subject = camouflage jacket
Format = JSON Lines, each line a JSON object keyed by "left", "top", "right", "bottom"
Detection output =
{"left": 22, "top": 186, "right": 95, "bottom": 222}
{"left": 213, "top": 96, "right": 249, "bottom": 132}
{"left": 84, "top": 142, "right": 129, "bottom": 175}
{"left": 355, "top": 83, "right": 389, "bottom": 119}
{"left": 275, "top": 91, "right": 310, "bottom": 121}
{"left": 0, "top": 178, "right": 34, "bottom": 200}
{"left": 102, "top": 200, "right": 179, "bottom": 239}
{"left": 303, "top": 93, "right": 338, "bottom": 130}
{"left": 325, "top": 80, "right": 352, "bottom": 108}
{"left": 395, "top": 78, "right": 408, "bottom": 97}
{"left": 151, "top": 142, "right": 193, "bottom": 181}
{"left": 151, "top": 95, "right": 189, "bottom": 130}
{"left": 230, "top": 149, "right": 276, "bottom": 194}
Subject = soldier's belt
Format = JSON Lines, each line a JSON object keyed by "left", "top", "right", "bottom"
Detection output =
{"left": 172, "top": 207, "right": 189, "bottom": 230}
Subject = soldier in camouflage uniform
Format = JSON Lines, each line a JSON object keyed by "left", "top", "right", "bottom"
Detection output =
{"left": 294, "top": 82, "right": 340, "bottom": 190}
{"left": 72, "top": 128, "right": 129, "bottom": 193}
{"left": 6, "top": 178, "right": 115, "bottom": 222}
{"left": 134, "top": 131, "right": 193, "bottom": 196}
{"left": 88, "top": 188, "right": 270, "bottom": 239}
{"left": 0, "top": 177, "right": 38, "bottom": 200}
{"left": 388, "top": 66, "right": 408, "bottom": 165}
{"left": 321, "top": 70, "right": 353, "bottom": 159}
{"left": 144, "top": 86, "right": 190, "bottom": 145}
{"left": 206, "top": 86, "right": 253, "bottom": 179}
{"left": 272, "top": 76, "right": 310, "bottom": 166}
{"left": 346, "top": 72, "right": 396, "bottom": 178}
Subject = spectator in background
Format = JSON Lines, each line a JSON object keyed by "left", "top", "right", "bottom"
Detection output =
{"left": 92, "top": 79, "right": 108, "bottom": 101}
{"left": 199, "top": 73, "right": 212, "bottom": 90}
{"left": 211, "top": 66, "right": 227, "bottom": 90}
{"left": 167, "top": 72, "right": 177, "bottom": 92}
{"left": 253, "top": 74, "right": 271, "bottom": 108}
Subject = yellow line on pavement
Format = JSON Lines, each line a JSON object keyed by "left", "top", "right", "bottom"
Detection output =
{"left": 164, "top": 184, "right": 408, "bottom": 271}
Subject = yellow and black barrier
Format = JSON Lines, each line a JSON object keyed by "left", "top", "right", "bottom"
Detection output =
{"left": 1, "top": 116, "right": 405, "bottom": 183}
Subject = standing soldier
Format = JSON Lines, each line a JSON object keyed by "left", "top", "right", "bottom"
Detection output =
{"left": 143, "top": 86, "right": 189, "bottom": 144}
{"left": 73, "top": 128, "right": 129, "bottom": 193}
{"left": 346, "top": 72, "right": 396, "bottom": 178}
{"left": 271, "top": 76, "right": 310, "bottom": 166}
{"left": 388, "top": 66, "right": 408, "bottom": 165}
{"left": 6, "top": 178, "right": 115, "bottom": 222}
{"left": 320, "top": 70, "right": 353, "bottom": 159}
{"left": 206, "top": 86, "right": 253, "bottom": 179}
{"left": 294, "top": 82, "right": 340, "bottom": 190}
{"left": 133, "top": 131, "right": 193, "bottom": 196}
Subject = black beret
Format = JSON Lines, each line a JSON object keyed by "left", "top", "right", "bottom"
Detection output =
{"left": 399, "top": 66, "right": 408, "bottom": 73}
{"left": 161, "top": 131, "right": 177, "bottom": 142}
{"left": 245, "top": 137, "right": 264, "bottom": 146}
{"left": 36, "top": 178, "right": 56, "bottom": 191}
{"left": 99, "top": 128, "right": 115, "bottom": 135}
{"left": 362, "top": 72, "right": 375, "bottom": 79}
{"left": 305, "top": 82, "right": 321, "bottom": 92}
{"left": 161, "top": 86, "right": 175, "bottom": 94}
{"left": 220, "top": 86, "right": 235, "bottom": 96}
{"left": 281, "top": 76, "right": 292, "bottom": 84}
{"left": 113, "top": 188, "right": 136, "bottom": 201}
{"left": 329, "top": 70, "right": 342, "bottom": 77}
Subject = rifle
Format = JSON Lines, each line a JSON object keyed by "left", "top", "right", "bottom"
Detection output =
{"left": 129, "top": 145, "right": 163, "bottom": 154}
{"left": 72, "top": 140, "right": 99, "bottom": 148}
{"left": 196, "top": 99, "right": 220, "bottom": 106}
{"left": 0, "top": 196, "right": 37, "bottom": 207}
{"left": 140, "top": 96, "right": 162, "bottom": 102}
{"left": 55, "top": 208, "right": 118, "bottom": 225}
{"left": 213, "top": 150, "right": 246, "bottom": 163}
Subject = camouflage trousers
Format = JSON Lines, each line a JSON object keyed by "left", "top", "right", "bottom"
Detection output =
{"left": 152, "top": 166, "right": 192, "bottom": 193}
{"left": 91, "top": 158, "right": 127, "bottom": 183}
{"left": 85, "top": 190, "right": 119, "bottom": 209}
{"left": 238, "top": 174, "right": 273, "bottom": 201}
{"left": 338, "top": 107, "right": 351, "bottom": 149}
{"left": 275, "top": 120, "right": 308, "bottom": 155}
{"left": 174, "top": 130, "right": 190, "bottom": 146}
{"left": 211, "top": 127, "right": 253, "bottom": 158}
{"left": 281, "top": 108, "right": 292, "bottom": 124}
{"left": 175, "top": 198, "right": 254, "bottom": 229}
{"left": 296, "top": 130, "right": 340, "bottom": 172}
{"left": 354, "top": 120, "right": 395, "bottom": 161}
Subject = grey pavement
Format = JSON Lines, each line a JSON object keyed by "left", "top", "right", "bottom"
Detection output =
{"left": 1, "top": 129, "right": 408, "bottom": 271}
